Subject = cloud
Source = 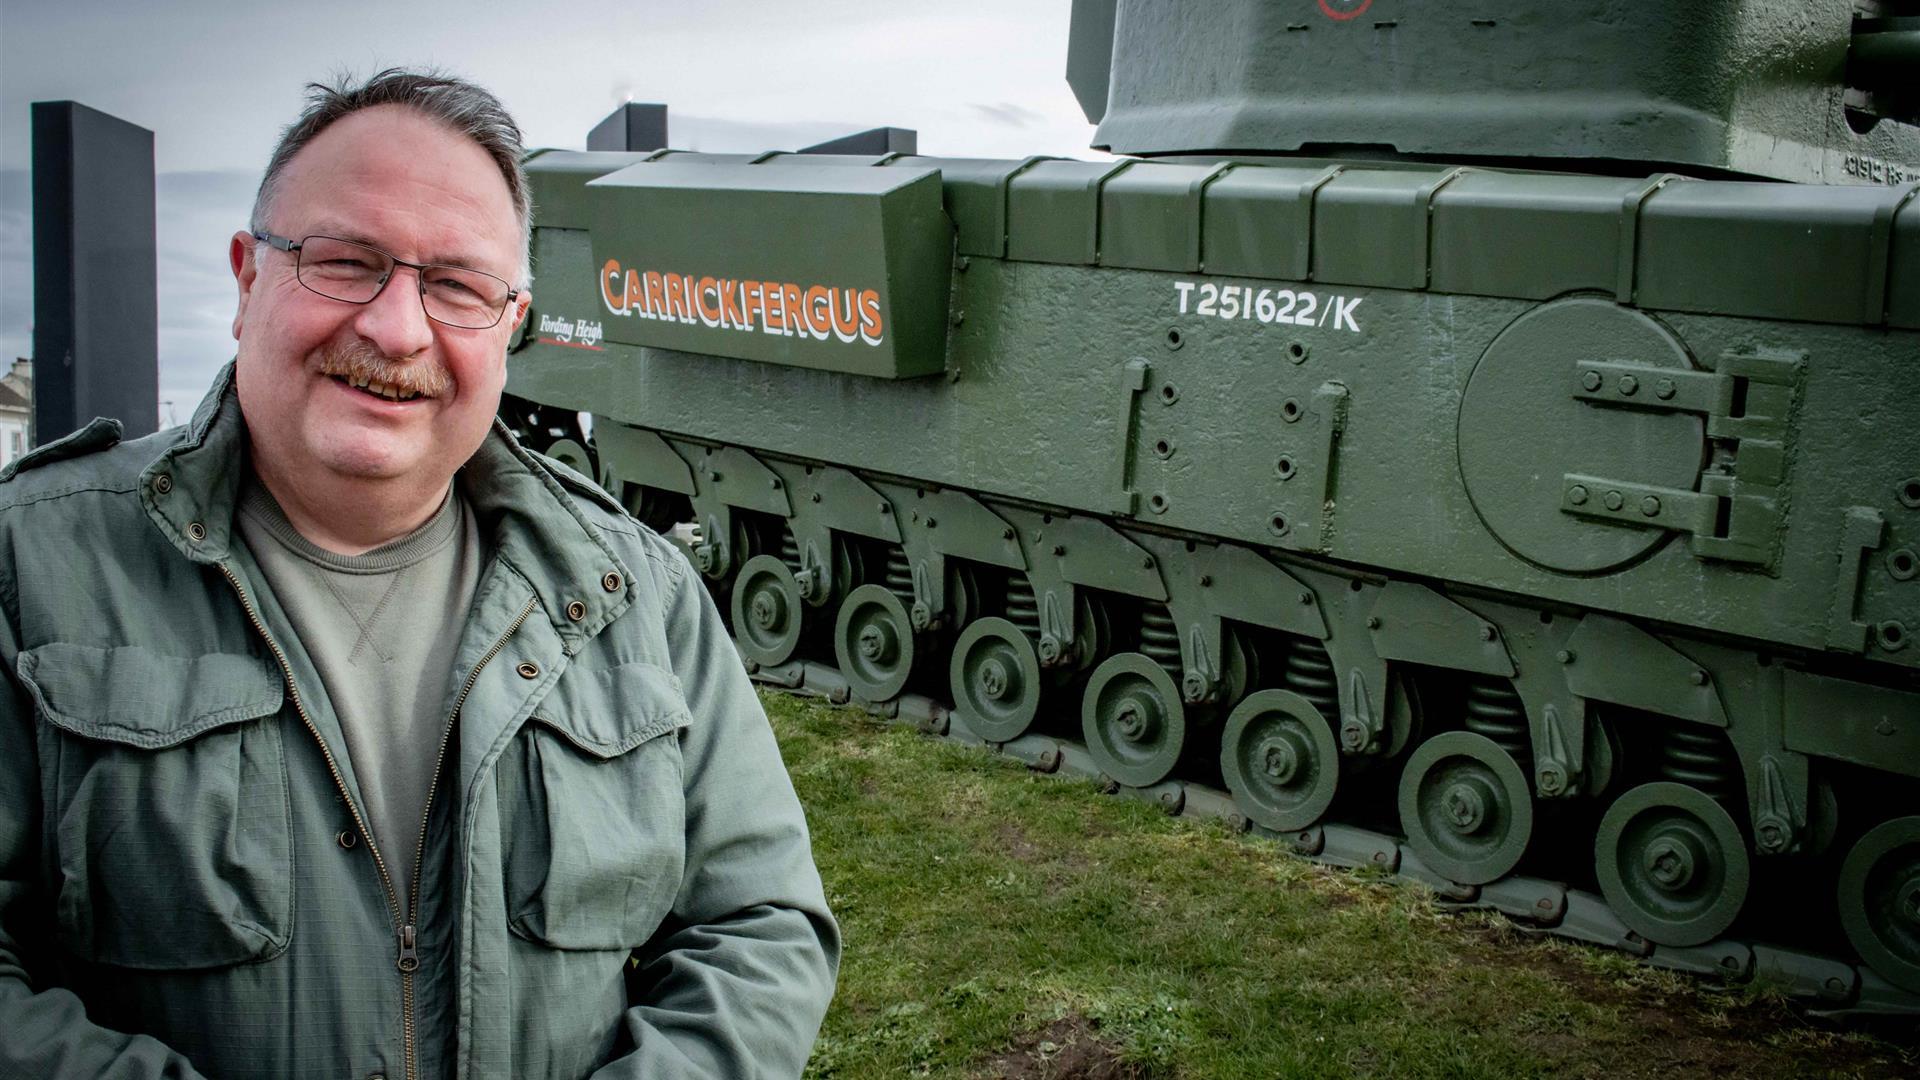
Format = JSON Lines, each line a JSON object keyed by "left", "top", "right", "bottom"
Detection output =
{"left": 968, "top": 102, "right": 1046, "bottom": 128}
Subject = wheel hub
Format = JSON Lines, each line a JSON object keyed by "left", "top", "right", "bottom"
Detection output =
{"left": 979, "top": 658, "right": 1011, "bottom": 701}
{"left": 1900, "top": 874, "right": 1920, "bottom": 928}
{"left": 858, "top": 624, "right": 892, "bottom": 661}
{"left": 1442, "top": 780, "right": 1489, "bottom": 835}
{"left": 1114, "top": 699, "right": 1157, "bottom": 743}
{"left": 1261, "top": 738, "right": 1299, "bottom": 785}
{"left": 1644, "top": 832, "right": 1699, "bottom": 891}
{"left": 750, "top": 591, "right": 782, "bottom": 630}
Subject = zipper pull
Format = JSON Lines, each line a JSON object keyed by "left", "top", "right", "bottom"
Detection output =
{"left": 396, "top": 924, "right": 420, "bottom": 973}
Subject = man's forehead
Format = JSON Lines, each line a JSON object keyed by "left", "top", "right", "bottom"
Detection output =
{"left": 271, "top": 108, "right": 518, "bottom": 272}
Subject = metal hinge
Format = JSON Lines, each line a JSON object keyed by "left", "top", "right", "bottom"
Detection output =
{"left": 1561, "top": 348, "right": 1803, "bottom": 566}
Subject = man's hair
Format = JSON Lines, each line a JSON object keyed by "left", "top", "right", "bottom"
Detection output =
{"left": 250, "top": 69, "right": 532, "bottom": 287}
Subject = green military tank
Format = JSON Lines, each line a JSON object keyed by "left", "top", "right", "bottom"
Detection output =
{"left": 502, "top": 0, "right": 1920, "bottom": 1012}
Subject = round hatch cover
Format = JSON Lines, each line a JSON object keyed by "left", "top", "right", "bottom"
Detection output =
{"left": 1457, "top": 298, "right": 1704, "bottom": 576}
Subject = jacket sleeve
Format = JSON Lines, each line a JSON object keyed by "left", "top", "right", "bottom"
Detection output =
{"left": 591, "top": 544, "right": 840, "bottom": 1080}
{"left": 0, "top": 628, "right": 209, "bottom": 1079}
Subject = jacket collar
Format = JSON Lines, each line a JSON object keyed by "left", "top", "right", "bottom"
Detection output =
{"left": 140, "top": 361, "right": 634, "bottom": 654}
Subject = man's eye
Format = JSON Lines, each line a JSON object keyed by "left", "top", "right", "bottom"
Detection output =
{"left": 318, "top": 258, "right": 380, "bottom": 271}
{"left": 429, "top": 276, "right": 481, "bottom": 298}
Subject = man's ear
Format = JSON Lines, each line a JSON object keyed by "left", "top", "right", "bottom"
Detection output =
{"left": 230, "top": 231, "right": 259, "bottom": 341}
{"left": 509, "top": 289, "right": 533, "bottom": 332}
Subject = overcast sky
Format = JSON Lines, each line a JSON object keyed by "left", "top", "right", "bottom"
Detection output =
{"left": 0, "top": 0, "right": 1101, "bottom": 427}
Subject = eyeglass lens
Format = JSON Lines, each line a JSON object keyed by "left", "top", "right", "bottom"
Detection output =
{"left": 294, "top": 235, "right": 511, "bottom": 329}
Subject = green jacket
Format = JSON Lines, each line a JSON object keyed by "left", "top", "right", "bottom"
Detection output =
{"left": 0, "top": 366, "right": 839, "bottom": 1079}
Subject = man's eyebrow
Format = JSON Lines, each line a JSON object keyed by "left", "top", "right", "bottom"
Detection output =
{"left": 302, "top": 221, "right": 492, "bottom": 272}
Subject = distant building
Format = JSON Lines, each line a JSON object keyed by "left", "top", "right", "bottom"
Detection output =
{"left": 0, "top": 360, "right": 32, "bottom": 468}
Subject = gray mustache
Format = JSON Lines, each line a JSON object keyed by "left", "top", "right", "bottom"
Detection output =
{"left": 315, "top": 342, "right": 452, "bottom": 398}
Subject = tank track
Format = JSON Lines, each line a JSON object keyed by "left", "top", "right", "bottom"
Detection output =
{"left": 747, "top": 656, "right": 1920, "bottom": 1020}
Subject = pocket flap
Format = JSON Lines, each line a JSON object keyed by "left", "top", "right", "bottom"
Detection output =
{"left": 19, "top": 642, "right": 285, "bottom": 748}
{"left": 530, "top": 660, "right": 690, "bottom": 758}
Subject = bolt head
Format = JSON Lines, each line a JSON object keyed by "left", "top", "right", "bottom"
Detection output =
{"left": 1340, "top": 721, "right": 1367, "bottom": 752}
{"left": 1649, "top": 852, "right": 1683, "bottom": 886}
{"left": 1640, "top": 495, "right": 1662, "bottom": 517}
{"left": 1182, "top": 673, "right": 1207, "bottom": 703}
{"left": 910, "top": 602, "right": 932, "bottom": 630}
{"left": 1556, "top": 649, "right": 1574, "bottom": 664}
{"left": 1037, "top": 635, "right": 1063, "bottom": 664}
{"left": 1441, "top": 782, "right": 1486, "bottom": 834}
{"left": 1603, "top": 489, "right": 1625, "bottom": 511}
{"left": 979, "top": 659, "right": 1010, "bottom": 700}
{"left": 750, "top": 591, "right": 781, "bottom": 630}
{"left": 1581, "top": 370, "right": 1603, "bottom": 391}
{"left": 1479, "top": 624, "right": 1497, "bottom": 641}
{"left": 1262, "top": 740, "right": 1300, "bottom": 784}
{"left": 1568, "top": 484, "right": 1589, "bottom": 506}
{"left": 795, "top": 571, "right": 817, "bottom": 600}
{"left": 1618, "top": 374, "right": 1639, "bottom": 396}
{"left": 1537, "top": 768, "right": 1566, "bottom": 796}
{"left": 1755, "top": 821, "right": 1788, "bottom": 853}
{"left": 857, "top": 625, "right": 887, "bottom": 660}
{"left": 693, "top": 545, "right": 717, "bottom": 572}
{"left": 1655, "top": 378, "right": 1676, "bottom": 400}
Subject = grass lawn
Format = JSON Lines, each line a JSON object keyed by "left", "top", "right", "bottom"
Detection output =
{"left": 767, "top": 690, "right": 1918, "bottom": 1080}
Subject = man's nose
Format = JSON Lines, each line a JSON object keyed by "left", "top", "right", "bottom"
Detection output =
{"left": 350, "top": 265, "right": 436, "bottom": 358}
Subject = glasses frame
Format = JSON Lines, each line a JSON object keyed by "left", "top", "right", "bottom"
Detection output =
{"left": 252, "top": 230, "right": 520, "bottom": 330}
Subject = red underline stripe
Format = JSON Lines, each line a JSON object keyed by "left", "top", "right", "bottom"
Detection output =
{"left": 536, "top": 337, "right": 605, "bottom": 351}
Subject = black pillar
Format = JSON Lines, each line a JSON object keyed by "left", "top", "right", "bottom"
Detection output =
{"left": 31, "top": 101, "right": 160, "bottom": 444}
{"left": 587, "top": 104, "right": 669, "bottom": 152}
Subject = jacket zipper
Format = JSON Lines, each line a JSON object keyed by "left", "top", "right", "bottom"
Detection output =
{"left": 399, "top": 596, "right": 538, "bottom": 1080}
{"left": 219, "top": 562, "right": 405, "bottom": 924}
{"left": 222, "top": 561, "right": 538, "bottom": 1080}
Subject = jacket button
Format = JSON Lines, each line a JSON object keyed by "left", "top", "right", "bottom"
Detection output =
{"left": 186, "top": 521, "right": 206, "bottom": 542}
{"left": 337, "top": 829, "right": 358, "bottom": 849}
{"left": 516, "top": 661, "right": 540, "bottom": 679}
{"left": 152, "top": 473, "right": 173, "bottom": 495}
{"left": 602, "top": 571, "right": 622, "bottom": 592}
{"left": 565, "top": 600, "right": 587, "bottom": 622}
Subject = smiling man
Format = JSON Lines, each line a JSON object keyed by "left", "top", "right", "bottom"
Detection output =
{"left": 0, "top": 72, "right": 837, "bottom": 1079}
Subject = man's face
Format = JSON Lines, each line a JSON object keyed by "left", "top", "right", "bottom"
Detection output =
{"left": 230, "top": 105, "right": 530, "bottom": 488}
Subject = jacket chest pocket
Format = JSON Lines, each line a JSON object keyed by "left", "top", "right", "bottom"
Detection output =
{"left": 500, "top": 660, "right": 690, "bottom": 951}
{"left": 20, "top": 642, "right": 292, "bottom": 970}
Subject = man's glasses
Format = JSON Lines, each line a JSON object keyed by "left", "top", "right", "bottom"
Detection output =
{"left": 253, "top": 231, "right": 519, "bottom": 330}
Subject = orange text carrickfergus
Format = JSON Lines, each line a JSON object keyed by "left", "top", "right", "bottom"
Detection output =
{"left": 600, "top": 259, "right": 884, "bottom": 345}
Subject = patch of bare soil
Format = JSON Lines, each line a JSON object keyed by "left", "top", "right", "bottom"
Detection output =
{"left": 1463, "top": 921, "right": 1918, "bottom": 1079}
{"left": 978, "top": 1015, "right": 1153, "bottom": 1080}
{"left": 995, "top": 821, "right": 1047, "bottom": 864}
